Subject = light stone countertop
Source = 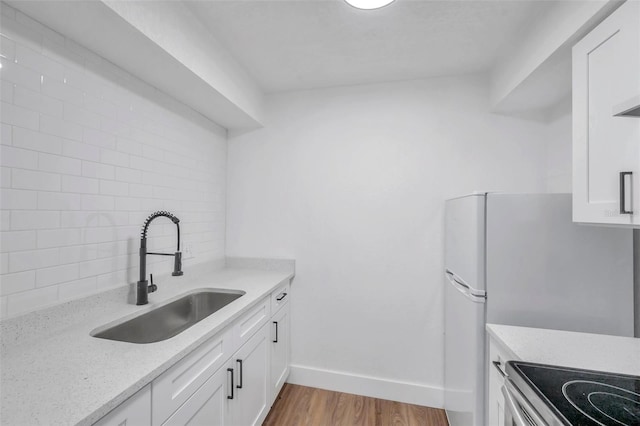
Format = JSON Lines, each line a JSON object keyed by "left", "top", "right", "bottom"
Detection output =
{"left": 0, "top": 259, "right": 294, "bottom": 426}
{"left": 487, "top": 323, "right": 640, "bottom": 376}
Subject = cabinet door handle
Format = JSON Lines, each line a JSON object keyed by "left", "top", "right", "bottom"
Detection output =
{"left": 236, "top": 359, "right": 243, "bottom": 389}
{"left": 620, "top": 172, "right": 634, "bottom": 214}
{"left": 276, "top": 292, "right": 287, "bottom": 301}
{"left": 227, "top": 368, "right": 234, "bottom": 399}
{"left": 492, "top": 361, "right": 506, "bottom": 378}
{"left": 273, "top": 321, "right": 279, "bottom": 343}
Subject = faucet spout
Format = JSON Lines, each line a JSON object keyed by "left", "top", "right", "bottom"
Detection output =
{"left": 136, "top": 211, "right": 183, "bottom": 305}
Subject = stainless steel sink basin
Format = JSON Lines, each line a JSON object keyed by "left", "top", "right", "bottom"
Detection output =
{"left": 91, "top": 289, "right": 245, "bottom": 343}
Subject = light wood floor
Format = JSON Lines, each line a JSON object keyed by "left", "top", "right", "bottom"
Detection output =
{"left": 263, "top": 384, "right": 449, "bottom": 426}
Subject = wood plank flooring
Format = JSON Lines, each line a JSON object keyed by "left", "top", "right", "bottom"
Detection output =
{"left": 263, "top": 384, "right": 449, "bottom": 426}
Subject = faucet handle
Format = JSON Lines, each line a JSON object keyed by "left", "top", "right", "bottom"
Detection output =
{"left": 149, "top": 274, "right": 158, "bottom": 293}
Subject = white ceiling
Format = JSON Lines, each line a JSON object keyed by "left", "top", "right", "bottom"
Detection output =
{"left": 186, "top": 0, "right": 551, "bottom": 93}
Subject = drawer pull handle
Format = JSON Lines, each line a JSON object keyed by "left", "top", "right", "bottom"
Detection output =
{"left": 620, "top": 171, "right": 634, "bottom": 214}
{"left": 276, "top": 292, "right": 288, "bottom": 301}
{"left": 273, "top": 321, "right": 279, "bottom": 343}
{"left": 236, "top": 359, "right": 243, "bottom": 389}
{"left": 227, "top": 368, "right": 234, "bottom": 399}
{"left": 493, "top": 361, "right": 506, "bottom": 378}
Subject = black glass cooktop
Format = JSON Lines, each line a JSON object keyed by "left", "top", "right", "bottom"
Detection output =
{"left": 506, "top": 361, "right": 640, "bottom": 426}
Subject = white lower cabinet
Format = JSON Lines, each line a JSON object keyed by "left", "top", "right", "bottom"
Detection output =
{"left": 227, "top": 323, "right": 271, "bottom": 426}
{"left": 162, "top": 367, "right": 230, "bottom": 426}
{"left": 94, "top": 385, "right": 151, "bottom": 426}
{"left": 487, "top": 336, "right": 520, "bottom": 426}
{"left": 270, "top": 302, "right": 290, "bottom": 403}
{"left": 94, "top": 282, "right": 292, "bottom": 426}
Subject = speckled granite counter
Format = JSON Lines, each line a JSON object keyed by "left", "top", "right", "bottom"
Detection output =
{"left": 487, "top": 324, "right": 640, "bottom": 376}
{"left": 0, "top": 259, "right": 294, "bottom": 426}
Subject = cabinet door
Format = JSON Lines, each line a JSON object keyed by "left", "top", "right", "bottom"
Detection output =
{"left": 270, "top": 302, "right": 290, "bottom": 406}
{"left": 94, "top": 385, "right": 151, "bottom": 426}
{"left": 161, "top": 366, "right": 231, "bottom": 426}
{"left": 228, "top": 323, "right": 270, "bottom": 426}
{"left": 573, "top": 0, "right": 640, "bottom": 226}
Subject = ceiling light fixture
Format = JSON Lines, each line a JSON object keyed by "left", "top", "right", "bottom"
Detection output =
{"left": 344, "top": 0, "right": 395, "bottom": 10}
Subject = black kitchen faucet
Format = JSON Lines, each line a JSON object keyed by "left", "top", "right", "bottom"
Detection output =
{"left": 136, "top": 211, "right": 183, "bottom": 305}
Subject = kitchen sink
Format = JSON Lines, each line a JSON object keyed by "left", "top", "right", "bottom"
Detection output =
{"left": 91, "top": 289, "right": 245, "bottom": 343}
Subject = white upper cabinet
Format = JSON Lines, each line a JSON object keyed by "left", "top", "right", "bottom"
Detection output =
{"left": 572, "top": 0, "right": 640, "bottom": 226}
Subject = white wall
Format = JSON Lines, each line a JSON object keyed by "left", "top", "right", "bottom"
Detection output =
{"left": 545, "top": 101, "right": 573, "bottom": 193}
{"left": 0, "top": 5, "right": 227, "bottom": 318}
{"left": 226, "top": 75, "right": 558, "bottom": 406}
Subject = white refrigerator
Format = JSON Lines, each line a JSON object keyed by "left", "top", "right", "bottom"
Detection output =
{"left": 443, "top": 193, "right": 634, "bottom": 426}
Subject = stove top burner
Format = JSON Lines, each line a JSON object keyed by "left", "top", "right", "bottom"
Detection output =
{"left": 506, "top": 361, "right": 640, "bottom": 426}
{"left": 562, "top": 380, "right": 640, "bottom": 426}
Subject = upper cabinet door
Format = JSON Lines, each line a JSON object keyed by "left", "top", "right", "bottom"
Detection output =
{"left": 573, "top": 0, "right": 640, "bottom": 227}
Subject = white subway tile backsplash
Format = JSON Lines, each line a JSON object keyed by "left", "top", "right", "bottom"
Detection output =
{"left": 100, "top": 148, "right": 129, "bottom": 167}
{"left": 12, "top": 168, "right": 60, "bottom": 191}
{"left": 38, "top": 152, "right": 81, "bottom": 175}
{"left": 129, "top": 155, "right": 154, "bottom": 172}
{"left": 9, "top": 247, "right": 59, "bottom": 272}
{"left": 0, "top": 61, "right": 42, "bottom": 92}
{"left": 37, "top": 228, "right": 82, "bottom": 248}
{"left": 59, "top": 244, "right": 97, "bottom": 264}
{"left": 1, "top": 79, "right": 14, "bottom": 103}
{"left": 60, "top": 211, "right": 99, "bottom": 228}
{"left": 80, "top": 194, "right": 114, "bottom": 211}
{"left": 35, "top": 263, "right": 78, "bottom": 287}
{"left": 1, "top": 123, "right": 12, "bottom": 145}
{"left": 10, "top": 210, "right": 59, "bottom": 230}
{"left": 0, "top": 5, "right": 226, "bottom": 317}
{"left": 115, "top": 167, "right": 142, "bottom": 184}
{"left": 0, "top": 210, "right": 10, "bottom": 231}
{"left": 1, "top": 229, "right": 36, "bottom": 252}
{"left": 83, "top": 127, "right": 116, "bottom": 150}
{"left": 15, "top": 43, "right": 65, "bottom": 81}
{"left": 37, "top": 191, "right": 81, "bottom": 210}
{"left": 0, "top": 145, "right": 38, "bottom": 169}
{"left": 64, "top": 102, "right": 101, "bottom": 128}
{"left": 61, "top": 175, "right": 99, "bottom": 194}
{"left": 7, "top": 285, "right": 58, "bottom": 316}
{"left": 99, "top": 179, "right": 127, "bottom": 196}
{"left": 14, "top": 85, "right": 63, "bottom": 118}
{"left": 0, "top": 101, "right": 39, "bottom": 129}
{"left": 58, "top": 276, "right": 96, "bottom": 300}
{"left": 0, "top": 35, "right": 16, "bottom": 61}
{"left": 14, "top": 127, "right": 63, "bottom": 154}
{"left": 41, "top": 75, "right": 83, "bottom": 105}
{"left": 98, "top": 211, "right": 129, "bottom": 227}
{"left": 41, "top": 114, "right": 82, "bottom": 141}
{"left": 78, "top": 257, "right": 112, "bottom": 278}
{"left": 116, "top": 137, "right": 142, "bottom": 156}
{"left": 0, "top": 270, "right": 35, "bottom": 295}
{"left": 83, "top": 94, "right": 117, "bottom": 120}
{"left": 81, "top": 161, "right": 114, "bottom": 180}
{"left": 1, "top": 188, "right": 37, "bottom": 209}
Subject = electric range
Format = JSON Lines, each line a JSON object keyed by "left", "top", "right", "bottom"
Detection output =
{"left": 504, "top": 361, "right": 640, "bottom": 426}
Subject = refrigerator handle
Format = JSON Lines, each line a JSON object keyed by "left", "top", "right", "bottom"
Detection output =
{"left": 445, "top": 269, "right": 486, "bottom": 302}
{"left": 445, "top": 269, "right": 471, "bottom": 291}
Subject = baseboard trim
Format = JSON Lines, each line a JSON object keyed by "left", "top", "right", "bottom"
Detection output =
{"left": 287, "top": 364, "right": 444, "bottom": 408}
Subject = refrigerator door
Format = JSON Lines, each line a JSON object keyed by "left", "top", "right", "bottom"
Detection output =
{"left": 444, "top": 272, "right": 486, "bottom": 426}
{"left": 444, "top": 194, "right": 487, "bottom": 426}
{"left": 485, "top": 193, "right": 634, "bottom": 337}
{"left": 444, "top": 194, "right": 486, "bottom": 292}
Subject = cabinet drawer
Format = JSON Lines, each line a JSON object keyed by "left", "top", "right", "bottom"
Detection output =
{"left": 270, "top": 281, "right": 290, "bottom": 314}
{"left": 234, "top": 297, "right": 270, "bottom": 348}
{"left": 152, "top": 328, "right": 233, "bottom": 425}
{"left": 94, "top": 385, "right": 151, "bottom": 426}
